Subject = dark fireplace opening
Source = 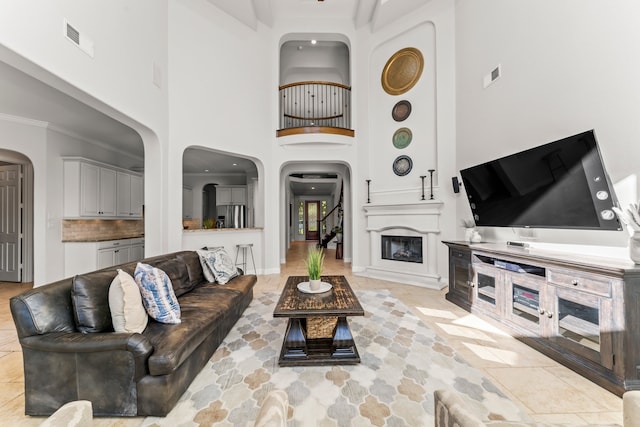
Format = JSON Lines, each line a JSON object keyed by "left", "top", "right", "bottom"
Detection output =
{"left": 381, "top": 235, "right": 423, "bottom": 263}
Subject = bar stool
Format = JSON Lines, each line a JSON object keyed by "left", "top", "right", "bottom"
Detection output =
{"left": 235, "top": 243, "right": 256, "bottom": 275}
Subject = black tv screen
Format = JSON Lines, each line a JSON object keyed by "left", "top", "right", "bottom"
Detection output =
{"left": 460, "top": 130, "right": 622, "bottom": 230}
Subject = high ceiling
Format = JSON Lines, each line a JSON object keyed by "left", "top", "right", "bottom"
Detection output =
{"left": 207, "top": 0, "right": 432, "bottom": 32}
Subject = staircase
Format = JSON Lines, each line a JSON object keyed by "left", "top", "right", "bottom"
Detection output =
{"left": 317, "top": 183, "right": 343, "bottom": 249}
{"left": 319, "top": 229, "right": 337, "bottom": 248}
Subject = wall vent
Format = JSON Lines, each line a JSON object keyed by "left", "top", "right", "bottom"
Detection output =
{"left": 483, "top": 64, "right": 502, "bottom": 88}
{"left": 63, "top": 19, "right": 94, "bottom": 57}
{"left": 66, "top": 23, "right": 80, "bottom": 44}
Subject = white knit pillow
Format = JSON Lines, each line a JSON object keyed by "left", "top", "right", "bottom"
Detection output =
{"left": 108, "top": 269, "right": 148, "bottom": 333}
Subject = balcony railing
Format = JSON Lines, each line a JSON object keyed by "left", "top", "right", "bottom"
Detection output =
{"left": 278, "top": 81, "right": 353, "bottom": 137}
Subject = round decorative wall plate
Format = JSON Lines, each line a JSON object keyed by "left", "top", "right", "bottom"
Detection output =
{"left": 392, "top": 100, "right": 412, "bottom": 121}
{"left": 392, "top": 127, "right": 412, "bottom": 149}
{"left": 381, "top": 47, "right": 424, "bottom": 96}
{"left": 392, "top": 155, "right": 413, "bottom": 176}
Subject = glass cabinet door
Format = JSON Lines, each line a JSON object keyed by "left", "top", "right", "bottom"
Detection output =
{"left": 506, "top": 275, "right": 544, "bottom": 332}
{"left": 472, "top": 264, "right": 499, "bottom": 312}
{"left": 453, "top": 260, "right": 471, "bottom": 295}
{"left": 548, "top": 286, "right": 611, "bottom": 367}
{"left": 449, "top": 248, "right": 472, "bottom": 303}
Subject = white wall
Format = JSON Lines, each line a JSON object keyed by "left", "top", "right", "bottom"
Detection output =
{"left": 1, "top": 0, "right": 457, "bottom": 284}
{"left": 0, "top": 116, "right": 146, "bottom": 284}
{"left": 0, "top": 0, "right": 169, "bottom": 282}
{"left": 456, "top": 0, "right": 640, "bottom": 251}
{"left": 354, "top": 0, "right": 457, "bottom": 279}
{"left": 280, "top": 41, "right": 350, "bottom": 85}
{"left": 0, "top": 119, "right": 48, "bottom": 284}
{"left": 168, "top": 0, "right": 273, "bottom": 268}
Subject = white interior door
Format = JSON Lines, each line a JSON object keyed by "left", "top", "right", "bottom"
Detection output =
{"left": 0, "top": 164, "right": 21, "bottom": 282}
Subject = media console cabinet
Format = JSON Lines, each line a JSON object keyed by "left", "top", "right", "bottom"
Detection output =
{"left": 443, "top": 241, "right": 640, "bottom": 396}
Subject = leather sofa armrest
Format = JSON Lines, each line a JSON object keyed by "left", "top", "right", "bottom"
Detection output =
{"left": 21, "top": 332, "right": 153, "bottom": 381}
{"left": 21, "top": 332, "right": 152, "bottom": 356}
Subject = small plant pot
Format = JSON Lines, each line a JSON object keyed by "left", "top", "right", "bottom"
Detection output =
{"left": 309, "top": 279, "right": 322, "bottom": 291}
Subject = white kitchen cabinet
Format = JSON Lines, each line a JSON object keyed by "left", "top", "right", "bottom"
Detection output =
{"left": 216, "top": 186, "right": 247, "bottom": 206}
{"left": 130, "top": 174, "right": 143, "bottom": 216}
{"left": 130, "top": 241, "right": 144, "bottom": 261}
{"left": 73, "top": 162, "right": 117, "bottom": 217}
{"left": 64, "top": 158, "right": 143, "bottom": 219}
{"left": 65, "top": 238, "right": 145, "bottom": 276}
{"left": 117, "top": 172, "right": 144, "bottom": 217}
{"left": 97, "top": 246, "right": 130, "bottom": 269}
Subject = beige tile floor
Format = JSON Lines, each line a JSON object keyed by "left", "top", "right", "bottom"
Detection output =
{"left": 0, "top": 242, "right": 623, "bottom": 425}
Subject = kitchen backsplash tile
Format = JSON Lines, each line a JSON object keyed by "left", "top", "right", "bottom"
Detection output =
{"left": 62, "top": 219, "right": 144, "bottom": 242}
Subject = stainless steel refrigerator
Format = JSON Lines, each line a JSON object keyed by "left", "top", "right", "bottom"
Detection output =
{"left": 217, "top": 205, "right": 246, "bottom": 228}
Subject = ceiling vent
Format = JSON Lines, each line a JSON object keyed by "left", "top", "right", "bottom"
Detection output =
{"left": 63, "top": 19, "right": 94, "bottom": 57}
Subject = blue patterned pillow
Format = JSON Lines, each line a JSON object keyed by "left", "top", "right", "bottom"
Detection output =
{"left": 134, "top": 263, "right": 181, "bottom": 324}
{"left": 198, "top": 247, "right": 239, "bottom": 285}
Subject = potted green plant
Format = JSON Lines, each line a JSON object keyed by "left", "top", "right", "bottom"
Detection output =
{"left": 202, "top": 218, "right": 215, "bottom": 229}
{"left": 305, "top": 247, "right": 325, "bottom": 290}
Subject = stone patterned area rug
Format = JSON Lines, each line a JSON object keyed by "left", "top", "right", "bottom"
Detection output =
{"left": 142, "top": 290, "right": 528, "bottom": 426}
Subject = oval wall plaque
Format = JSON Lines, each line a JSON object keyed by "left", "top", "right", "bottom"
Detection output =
{"left": 381, "top": 47, "right": 424, "bottom": 96}
{"left": 392, "top": 127, "right": 412, "bottom": 149}
{"left": 392, "top": 100, "right": 412, "bottom": 122}
{"left": 392, "top": 155, "right": 413, "bottom": 176}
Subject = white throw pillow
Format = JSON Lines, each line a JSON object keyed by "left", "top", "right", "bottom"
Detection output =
{"left": 109, "top": 269, "right": 148, "bottom": 333}
{"left": 196, "top": 249, "right": 217, "bottom": 283}
{"left": 197, "top": 247, "right": 239, "bottom": 285}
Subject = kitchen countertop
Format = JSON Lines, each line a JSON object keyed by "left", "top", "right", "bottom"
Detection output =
{"left": 183, "top": 228, "right": 263, "bottom": 232}
{"left": 62, "top": 235, "right": 145, "bottom": 243}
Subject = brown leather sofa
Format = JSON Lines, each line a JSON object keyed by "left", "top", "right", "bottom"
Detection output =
{"left": 10, "top": 250, "right": 257, "bottom": 417}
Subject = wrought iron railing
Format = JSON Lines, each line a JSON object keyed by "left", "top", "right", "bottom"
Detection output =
{"left": 279, "top": 81, "right": 352, "bottom": 132}
{"left": 317, "top": 202, "right": 341, "bottom": 248}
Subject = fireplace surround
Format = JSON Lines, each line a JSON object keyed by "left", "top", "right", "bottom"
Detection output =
{"left": 360, "top": 201, "right": 444, "bottom": 289}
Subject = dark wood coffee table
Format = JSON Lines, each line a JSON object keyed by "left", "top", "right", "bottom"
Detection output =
{"left": 273, "top": 275, "right": 365, "bottom": 366}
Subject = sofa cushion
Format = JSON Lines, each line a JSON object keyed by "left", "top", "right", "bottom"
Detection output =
{"left": 72, "top": 270, "right": 117, "bottom": 333}
{"left": 109, "top": 269, "right": 148, "bottom": 333}
{"left": 153, "top": 258, "right": 193, "bottom": 297}
{"left": 197, "top": 248, "right": 239, "bottom": 285}
{"left": 142, "top": 283, "right": 243, "bottom": 376}
{"left": 176, "top": 251, "right": 206, "bottom": 288}
{"left": 134, "top": 263, "right": 181, "bottom": 324}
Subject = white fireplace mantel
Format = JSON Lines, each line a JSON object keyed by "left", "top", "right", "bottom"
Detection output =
{"left": 359, "top": 201, "right": 445, "bottom": 289}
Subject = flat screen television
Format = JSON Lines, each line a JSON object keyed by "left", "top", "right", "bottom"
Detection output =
{"left": 460, "top": 130, "right": 622, "bottom": 230}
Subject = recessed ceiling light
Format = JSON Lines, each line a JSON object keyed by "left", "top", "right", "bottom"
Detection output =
{"left": 311, "top": 186, "right": 315, "bottom": 190}
{"left": 311, "top": 39, "right": 317, "bottom": 45}
{"left": 204, "top": 169, "right": 209, "bottom": 172}
{"left": 233, "top": 163, "right": 238, "bottom": 166}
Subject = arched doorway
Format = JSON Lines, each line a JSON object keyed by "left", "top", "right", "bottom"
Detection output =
{"left": 0, "top": 150, "right": 33, "bottom": 282}
{"left": 280, "top": 162, "right": 351, "bottom": 266}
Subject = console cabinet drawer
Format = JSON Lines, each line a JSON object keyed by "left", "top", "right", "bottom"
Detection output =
{"left": 547, "top": 269, "right": 612, "bottom": 297}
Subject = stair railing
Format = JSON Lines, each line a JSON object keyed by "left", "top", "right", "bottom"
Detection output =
{"left": 317, "top": 202, "right": 342, "bottom": 247}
